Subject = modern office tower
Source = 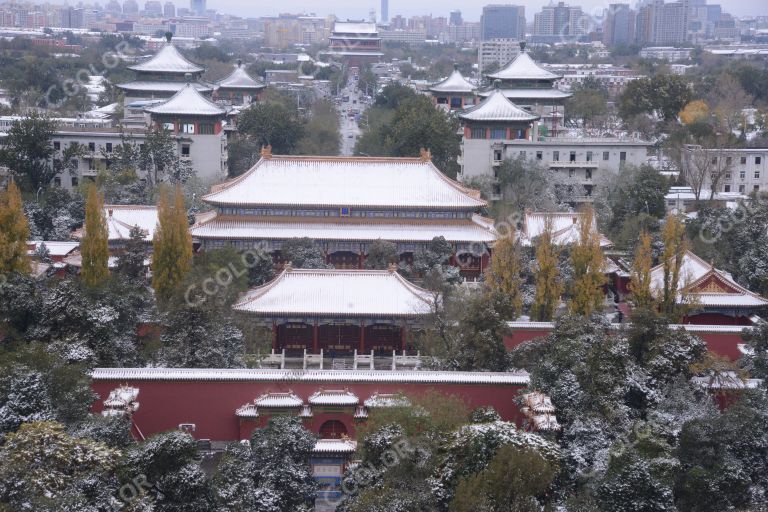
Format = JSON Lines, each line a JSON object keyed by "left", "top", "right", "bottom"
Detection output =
{"left": 163, "top": 1, "right": 175, "bottom": 17}
{"left": 480, "top": 4, "right": 526, "bottom": 41}
{"left": 190, "top": 0, "right": 205, "bottom": 15}
{"left": 449, "top": 10, "right": 462, "bottom": 26}
{"left": 603, "top": 3, "right": 635, "bottom": 46}
{"left": 381, "top": 0, "right": 388, "bottom": 23}
{"left": 636, "top": 0, "right": 689, "bottom": 45}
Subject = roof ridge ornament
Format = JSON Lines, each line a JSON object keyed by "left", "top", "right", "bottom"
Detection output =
{"left": 387, "top": 263, "right": 398, "bottom": 273}
{"left": 284, "top": 261, "right": 293, "bottom": 272}
{"left": 493, "top": 79, "right": 501, "bottom": 90}
{"left": 419, "top": 147, "right": 431, "bottom": 162}
{"left": 261, "top": 145, "right": 272, "bottom": 159}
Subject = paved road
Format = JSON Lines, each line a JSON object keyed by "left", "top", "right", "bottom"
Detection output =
{"left": 337, "top": 77, "right": 368, "bottom": 156}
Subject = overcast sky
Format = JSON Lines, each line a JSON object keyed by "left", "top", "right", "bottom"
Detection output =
{"left": 211, "top": 1, "right": 765, "bottom": 21}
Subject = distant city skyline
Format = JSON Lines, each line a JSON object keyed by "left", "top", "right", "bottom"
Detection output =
{"left": 209, "top": 0, "right": 763, "bottom": 21}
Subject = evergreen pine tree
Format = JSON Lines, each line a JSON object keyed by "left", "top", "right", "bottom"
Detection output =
{"left": 80, "top": 185, "right": 109, "bottom": 287}
{"left": 487, "top": 226, "right": 523, "bottom": 317}
{"left": 116, "top": 226, "right": 147, "bottom": 279}
{"left": 532, "top": 217, "right": 562, "bottom": 321}
{"left": 630, "top": 230, "right": 654, "bottom": 310}
{"left": 569, "top": 206, "right": 605, "bottom": 317}
{"left": 152, "top": 185, "right": 192, "bottom": 304}
{"left": 0, "top": 180, "right": 31, "bottom": 275}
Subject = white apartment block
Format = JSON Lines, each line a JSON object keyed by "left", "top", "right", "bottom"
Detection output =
{"left": 684, "top": 147, "right": 768, "bottom": 195}
{"left": 459, "top": 136, "right": 651, "bottom": 201}
{"left": 478, "top": 38, "right": 521, "bottom": 74}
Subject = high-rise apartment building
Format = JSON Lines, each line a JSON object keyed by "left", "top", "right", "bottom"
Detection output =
{"left": 603, "top": 3, "right": 635, "bottom": 46}
{"left": 533, "top": 1, "right": 588, "bottom": 42}
{"left": 381, "top": 0, "right": 388, "bottom": 23}
{"left": 449, "top": 10, "right": 462, "bottom": 26}
{"left": 636, "top": 0, "right": 689, "bottom": 45}
{"left": 480, "top": 4, "right": 526, "bottom": 40}
{"left": 163, "top": 1, "right": 175, "bottom": 18}
{"left": 190, "top": 0, "right": 205, "bottom": 15}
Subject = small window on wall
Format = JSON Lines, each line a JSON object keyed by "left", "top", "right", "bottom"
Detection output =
{"left": 493, "top": 150, "right": 502, "bottom": 161}
{"left": 181, "top": 144, "right": 190, "bottom": 157}
{"left": 536, "top": 151, "right": 543, "bottom": 160}
{"left": 739, "top": 185, "right": 745, "bottom": 193}
{"left": 450, "top": 97, "right": 462, "bottom": 109}
{"left": 471, "top": 127, "right": 485, "bottom": 139}
{"left": 182, "top": 124, "right": 195, "bottom": 134}
{"left": 71, "top": 177, "right": 79, "bottom": 187}
{"left": 620, "top": 151, "right": 627, "bottom": 162}
{"left": 105, "top": 142, "right": 113, "bottom": 153}
{"left": 553, "top": 151, "right": 560, "bottom": 162}
{"left": 515, "top": 129, "right": 525, "bottom": 139}
{"left": 340, "top": 207, "right": 351, "bottom": 217}
{"left": 586, "top": 151, "right": 593, "bottom": 162}
{"left": 724, "top": 185, "right": 731, "bottom": 192}
{"left": 53, "top": 141, "right": 60, "bottom": 150}
{"left": 757, "top": 156, "right": 762, "bottom": 165}
{"left": 603, "top": 151, "right": 610, "bottom": 161}
{"left": 88, "top": 142, "right": 95, "bottom": 152}
{"left": 163, "top": 122, "right": 175, "bottom": 131}
{"left": 198, "top": 123, "right": 215, "bottom": 135}
{"left": 53, "top": 177, "right": 61, "bottom": 187}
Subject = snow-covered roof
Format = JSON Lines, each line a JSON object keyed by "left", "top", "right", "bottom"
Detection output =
{"left": 519, "top": 392, "right": 555, "bottom": 413}
{"left": 71, "top": 205, "right": 157, "bottom": 242}
{"left": 101, "top": 385, "right": 140, "bottom": 417}
{"left": 235, "top": 403, "right": 259, "bottom": 417}
{"left": 477, "top": 88, "right": 572, "bottom": 100}
{"left": 145, "top": 83, "right": 226, "bottom": 116}
{"left": 692, "top": 371, "right": 762, "bottom": 390}
{"left": 521, "top": 212, "right": 612, "bottom": 248}
{"left": 649, "top": 250, "right": 768, "bottom": 308}
{"left": 128, "top": 43, "right": 204, "bottom": 74}
{"left": 118, "top": 81, "right": 212, "bottom": 93}
{"left": 458, "top": 89, "right": 539, "bottom": 122}
{"left": 202, "top": 155, "right": 486, "bottom": 210}
{"left": 487, "top": 50, "right": 561, "bottom": 81}
{"left": 313, "top": 439, "right": 357, "bottom": 453}
{"left": 216, "top": 62, "right": 266, "bottom": 90}
{"left": 91, "top": 368, "right": 531, "bottom": 385}
{"left": 27, "top": 241, "right": 79, "bottom": 257}
{"left": 333, "top": 21, "right": 377, "bottom": 34}
{"left": 190, "top": 215, "right": 498, "bottom": 244}
{"left": 233, "top": 268, "right": 434, "bottom": 318}
{"left": 363, "top": 393, "right": 411, "bottom": 408}
{"left": 252, "top": 391, "right": 303, "bottom": 408}
{"left": 309, "top": 389, "right": 360, "bottom": 406}
{"left": 429, "top": 68, "right": 477, "bottom": 94}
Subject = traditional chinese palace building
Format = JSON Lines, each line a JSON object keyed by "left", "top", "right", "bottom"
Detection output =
{"left": 428, "top": 65, "right": 478, "bottom": 112}
{"left": 233, "top": 267, "right": 433, "bottom": 355}
{"left": 649, "top": 250, "right": 768, "bottom": 325}
{"left": 118, "top": 33, "right": 211, "bottom": 123}
{"left": 483, "top": 42, "right": 571, "bottom": 137}
{"left": 213, "top": 59, "right": 266, "bottom": 107}
{"left": 325, "top": 21, "right": 383, "bottom": 66}
{"left": 91, "top": 368, "right": 530, "bottom": 442}
{"left": 190, "top": 152, "right": 498, "bottom": 279}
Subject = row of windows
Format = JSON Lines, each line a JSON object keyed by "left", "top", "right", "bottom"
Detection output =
{"left": 724, "top": 171, "right": 760, "bottom": 180}
{"left": 723, "top": 184, "right": 759, "bottom": 193}
{"left": 532, "top": 150, "right": 626, "bottom": 162}
{"left": 161, "top": 122, "right": 216, "bottom": 135}
{"left": 54, "top": 141, "right": 191, "bottom": 158}
{"left": 715, "top": 155, "right": 763, "bottom": 166}
{"left": 469, "top": 127, "right": 527, "bottom": 140}
{"left": 219, "top": 207, "right": 472, "bottom": 220}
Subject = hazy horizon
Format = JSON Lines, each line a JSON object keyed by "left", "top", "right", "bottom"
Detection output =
{"left": 211, "top": 0, "right": 764, "bottom": 21}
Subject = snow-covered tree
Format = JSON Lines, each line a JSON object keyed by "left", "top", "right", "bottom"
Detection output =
{"left": 280, "top": 237, "right": 332, "bottom": 269}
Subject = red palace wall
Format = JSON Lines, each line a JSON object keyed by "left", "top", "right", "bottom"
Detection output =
{"left": 503, "top": 323, "right": 750, "bottom": 361}
{"left": 91, "top": 379, "right": 527, "bottom": 442}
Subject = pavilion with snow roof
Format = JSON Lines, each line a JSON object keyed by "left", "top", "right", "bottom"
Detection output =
{"left": 459, "top": 84, "right": 540, "bottom": 141}
{"left": 482, "top": 42, "right": 571, "bottom": 137}
{"left": 428, "top": 64, "right": 478, "bottom": 111}
{"left": 143, "top": 83, "right": 228, "bottom": 182}
{"left": 648, "top": 250, "right": 768, "bottom": 325}
{"left": 213, "top": 59, "right": 266, "bottom": 106}
{"left": 232, "top": 266, "right": 434, "bottom": 355}
{"left": 118, "top": 33, "right": 211, "bottom": 121}
{"left": 191, "top": 151, "right": 498, "bottom": 278}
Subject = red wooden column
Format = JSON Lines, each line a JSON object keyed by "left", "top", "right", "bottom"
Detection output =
{"left": 271, "top": 321, "right": 277, "bottom": 351}
{"left": 359, "top": 322, "right": 365, "bottom": 353}
{"left": 312, "top": 321, "right": 319, "bottom": 354}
